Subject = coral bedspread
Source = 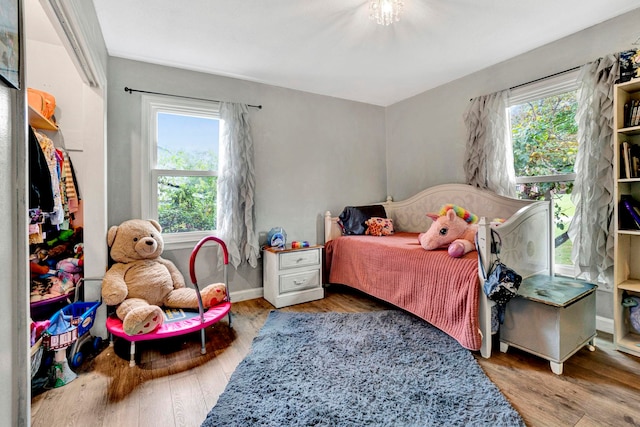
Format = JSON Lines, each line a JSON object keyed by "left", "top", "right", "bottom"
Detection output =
{"left": 325, "top": 232, "right": 481, "bottom": 350}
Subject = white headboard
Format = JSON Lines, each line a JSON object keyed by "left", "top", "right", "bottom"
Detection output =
{"left": 325, "top": 183, "right": 542, "bottom": 242}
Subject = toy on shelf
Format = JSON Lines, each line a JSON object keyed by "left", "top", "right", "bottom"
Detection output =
{"left": 267, "top": 227, "right": 287, "bottom": 248}
{"left": 291, "top": 241, "right": 310, "bottom": 249}
{"left": 622, "top": 295, "right": 640, "bottom": 333}
{"left": 29, "top": 227, "right": 85, "bottom": 320}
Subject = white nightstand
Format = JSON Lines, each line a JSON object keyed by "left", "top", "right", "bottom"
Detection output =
{"left": 263, "top": 245, "right": 324, "bottom": 308}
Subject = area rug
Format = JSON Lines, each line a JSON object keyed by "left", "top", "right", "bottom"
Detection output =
{"left": 201, "top": 310, "right": 524, "bottom": 427}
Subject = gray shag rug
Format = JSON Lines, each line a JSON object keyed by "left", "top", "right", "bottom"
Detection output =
{"left": 201, "top": 310, "right": 524, "bottom": 427}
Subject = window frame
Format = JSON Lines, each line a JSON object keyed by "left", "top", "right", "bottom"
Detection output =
{"left": 141, "top": 94, "right": 221, "bottom": 249}
{"left": 507, "top": 69, "right": 580, "bottom": 276}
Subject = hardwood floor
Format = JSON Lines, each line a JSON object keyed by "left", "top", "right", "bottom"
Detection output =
{"left": 31, "top": 286, "right": 640, "bottom": 427}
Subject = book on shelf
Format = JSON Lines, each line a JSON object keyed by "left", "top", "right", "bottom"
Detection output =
{"left": 623, "top": 142, "right": 631, "bottom": 179}
{"left": 620, "top": 142, "right": 640, "bottom": 179}
{"left": 620, "top": 195, "right": 640, "bottom": 230}
{"left": 625, "top": 99, "right": 640, "bottom": 128}
{"left": 625, "top": 102, "right": 630, "bottom": 127}
{"left": 631, "top": 144, "right": 640, "bottom": 178}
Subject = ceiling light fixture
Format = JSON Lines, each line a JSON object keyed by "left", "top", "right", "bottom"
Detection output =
{"left": 369, "top": 0, "right": 404, "bottom": 26}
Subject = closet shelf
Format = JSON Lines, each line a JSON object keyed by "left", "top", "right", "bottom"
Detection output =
{"left": 28, "top": 105, "right": 58, "bottom": 131}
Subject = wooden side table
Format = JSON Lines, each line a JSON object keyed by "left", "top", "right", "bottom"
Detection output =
{"left": 263, "top": 245, "right": 324, "bottom": 308}
{"left": 499, "top": 274, "right": 597, "bottom": 375}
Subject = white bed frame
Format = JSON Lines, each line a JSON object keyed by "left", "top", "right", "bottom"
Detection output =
{"left": 324, "top": 183, "right": 552, "bottom": 358}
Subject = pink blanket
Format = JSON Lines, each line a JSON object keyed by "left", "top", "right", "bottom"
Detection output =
{"left": 325, "top": 232, "right": 481, "bottom": 350}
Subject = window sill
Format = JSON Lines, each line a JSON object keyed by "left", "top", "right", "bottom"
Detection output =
{"left": 163, "top": 231, "right": 218, "bottom": 251}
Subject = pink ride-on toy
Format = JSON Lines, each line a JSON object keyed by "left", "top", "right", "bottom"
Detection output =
{"left": 106, "top": 236, "right": 232, "bottom": 367}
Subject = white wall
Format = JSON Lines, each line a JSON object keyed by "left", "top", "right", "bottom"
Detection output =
{"left": 386, "top": 8, "right": 640, "bottom": 201}
{"left": 107, "top": 58, "right": 387, "bottom": 292}
{"left": 386, "top": 8, "right": 640, "bottom": 321}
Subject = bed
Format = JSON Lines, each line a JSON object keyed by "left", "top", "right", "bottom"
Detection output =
{"left": 324, "top": 183, "right": 551, "bottom": 358}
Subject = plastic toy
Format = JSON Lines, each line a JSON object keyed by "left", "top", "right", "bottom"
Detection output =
{"left": 291, "top": 241, "right": 310, "bottom": 248}
{"left": 267, "top": 227, "right": 287, "bottom": 248}
{"left": 42, "top": 301, "right": 102, "bottom": 386}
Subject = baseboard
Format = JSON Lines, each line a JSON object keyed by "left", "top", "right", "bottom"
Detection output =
{"left": 596, "top": 315, "right": 614, "bottom": 335}
{"left": 230, "top": 287, "right": 264, "bottom": 302}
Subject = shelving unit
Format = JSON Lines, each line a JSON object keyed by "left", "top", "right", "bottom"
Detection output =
{"left": 28, "top": 104, "right": 58, "bottom": 131}
{"left": 613, "top": 78, "right": 640, "bottom": 358}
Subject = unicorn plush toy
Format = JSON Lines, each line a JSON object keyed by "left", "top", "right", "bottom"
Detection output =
{"left": 418, "top": 204, "right": 479, "bottom": 258}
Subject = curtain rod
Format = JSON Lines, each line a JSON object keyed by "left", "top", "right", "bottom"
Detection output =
{"left": 509, "top": 65, "right": 581, "bottom": 91}
{"left": 124, "top": 87, "right": 263, "bottom": 109}
{"left": 469, "top": 65, "right": 582, "bottom": 101}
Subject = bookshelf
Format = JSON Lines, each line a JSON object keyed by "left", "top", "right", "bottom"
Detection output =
{"left": 613, "top": 78, "right": 640, "bottom": 358}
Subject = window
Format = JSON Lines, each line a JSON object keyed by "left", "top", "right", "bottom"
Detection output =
{"left": 142, "top": 95, "right": 221, "bottom": 247}
{"left": 508, "top": 70, "right": 579, "bottom": 275}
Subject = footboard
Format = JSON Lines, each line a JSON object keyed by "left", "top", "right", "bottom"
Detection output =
{"left": 324, "top": 183, "right": 551, "bottom": 358}
{"left": 475, "top": 201, "right": 551, "bottom": 357}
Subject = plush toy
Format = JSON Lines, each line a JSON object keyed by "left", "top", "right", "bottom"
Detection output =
{"left": 101, "top": 219, "right": 227, "bottom": 336}
{"left": 47, "top": 227, "right": 83, "bottom": 260}
{"left": 418, "top": 204, "right": 479, "bottom": 258}
{"left": 622, "top": 296, "right": 640, "bottom": 333}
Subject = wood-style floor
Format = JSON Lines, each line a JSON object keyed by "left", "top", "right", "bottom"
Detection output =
{"left": 31, "top": 285, "right": 640, "bottom": 427}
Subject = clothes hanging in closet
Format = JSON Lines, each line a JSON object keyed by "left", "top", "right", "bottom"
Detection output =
{"left": 33, "top": 128, "right": 64, "bottom": 225}
{"left": 29, "top": 126, "right": 54, "bottom": 211}
{"left": 28, "top": 126, "right": 84, "bottom": 311}
{"left": 30, "top": 127, "right": 81, "bottom": 227}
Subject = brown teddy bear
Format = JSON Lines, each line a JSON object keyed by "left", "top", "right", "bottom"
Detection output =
{"left": 102, "top": 219, "right": 227, "bottom": 335}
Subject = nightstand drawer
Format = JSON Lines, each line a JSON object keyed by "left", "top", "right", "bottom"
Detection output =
{"left": 280, "top": 270, "right": 320, "bottom": 294}
{"left": 279, "top": 248, "right": 320, "bottom": 270}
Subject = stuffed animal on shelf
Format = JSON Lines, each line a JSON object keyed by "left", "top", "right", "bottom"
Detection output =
{"left": 418, "top": 204, "right": 479, "bottom": 258}
{"left": 622, "top": 296, "right": 640, "bottom": 333}
{"left": 101, "top": 219, "right": 227, "bottom": 336}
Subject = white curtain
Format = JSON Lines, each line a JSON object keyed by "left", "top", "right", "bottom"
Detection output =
{"left": 217, "top": 102, "right": 259, "bottom": 268}
{"left": 568, "top": 54, "right": 619, "bottom": 286}
{"left": 463, "top": 90, "right": 516, "bottom": 197}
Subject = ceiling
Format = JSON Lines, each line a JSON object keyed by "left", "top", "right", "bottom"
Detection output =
{"left": 91, "top": 0, "right": 640, "bottom": 106}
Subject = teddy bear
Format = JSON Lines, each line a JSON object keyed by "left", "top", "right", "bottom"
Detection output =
{"left": 101, "top": 219, "right": 227, "bottom": 335}
{"left": 418, "top": 204, "right": 479, "bottom": 257}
